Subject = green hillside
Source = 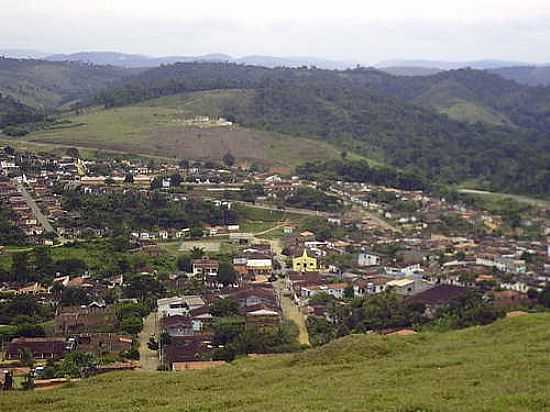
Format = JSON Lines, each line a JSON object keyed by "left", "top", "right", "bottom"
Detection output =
{"left": 0, "top": 57, "right": 137, "bottom": 110}
{"left": 3, "top": 314, "right": 550, "bottom": 411}
{"left": 23, "top": 90, "right": 355, "bottom": 169}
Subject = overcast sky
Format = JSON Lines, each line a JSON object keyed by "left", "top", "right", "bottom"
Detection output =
{"left": 2, "top": 0, "right": 550, "bottom": 63}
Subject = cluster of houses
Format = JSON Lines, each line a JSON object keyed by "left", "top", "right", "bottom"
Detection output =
{"left": 5, "top": 300, "right": 134, "bottom": 364}
{"left": 0, "top": 176, "right": 44, "bottom": 238}
{"left": 280, "top": 221, "right": 550, "bottom": 323}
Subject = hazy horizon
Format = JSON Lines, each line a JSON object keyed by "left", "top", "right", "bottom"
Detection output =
{"left": 2, "top": 0, "right": 550, "bottom": 64}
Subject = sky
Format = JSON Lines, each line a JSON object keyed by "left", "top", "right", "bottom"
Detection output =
{"left": 2, "top": 0, "right": 550, "bottom": 64}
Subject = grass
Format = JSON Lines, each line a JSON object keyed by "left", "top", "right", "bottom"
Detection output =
{"left": 457, "top": 188, "right": 550, "bottom": 208}
{"left": 3, "top": 313, "right": 550, "bottom": 411}
{"left": 22, "top": 90, "right": 353, "bottom": 170}
{"left": 441, "top": 100, "right": 512, "bottom": 126}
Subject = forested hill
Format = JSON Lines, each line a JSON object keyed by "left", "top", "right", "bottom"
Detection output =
{"left": 0, "top": 57, "right": 138, "bottom": 110}
{"left": 350, "top": 68, "right": 550, "bottom": 131}
{"left": 223, "top": 69, "right": 550, "bottom": 195}
{"left": 489, "top": 66, "right": 550, "bottom": 87}
{"left": 95, "top": 63, "right": 272, "bottom": 108}
{"left": 0, "top": 93, "right": 39, "bottom": 129}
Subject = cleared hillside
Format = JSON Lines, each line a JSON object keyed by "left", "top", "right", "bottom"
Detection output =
{"left": 23, "top": 90, "right": 354, "bottom": 169}
{"left": 3, "top": 314, "right": 550, "bottom": 411}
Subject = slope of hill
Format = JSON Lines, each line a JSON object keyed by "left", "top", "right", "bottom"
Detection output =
{"left": 489, "top": 66, "right": 550, "bottom": 87}
{"left": 23, "top": 90, "right": 352, "bottom": 169}
{"left": 0, "top": 57, "right": 138, "bottom": 110}
{"left": 0, "top": 93, "right": 39, "bottom": 128}
{"left": 223, "top": 68, "right": 550, "bottom": 194}
{"left": 352, "top": 68, "right": 550, "bottom": 130}
{"left": 3, "top": 313, "right": 550, "bottom": 411}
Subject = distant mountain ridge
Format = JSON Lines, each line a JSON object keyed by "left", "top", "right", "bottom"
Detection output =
{"left": 375, "top": 59, "right": 534, "bottom": 70}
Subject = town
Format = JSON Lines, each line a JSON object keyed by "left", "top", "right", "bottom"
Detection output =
{"left": 1, "top": 142, "right": 549, "bottom": 390}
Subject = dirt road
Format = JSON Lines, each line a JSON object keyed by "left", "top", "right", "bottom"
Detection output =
{"left": 274, "top": 280, "right": 310, "bottom": 346}
{"left": 137, "top": 312, "right": 159, "bottom": 372}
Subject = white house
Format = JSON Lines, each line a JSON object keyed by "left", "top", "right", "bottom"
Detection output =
{"left": 157, "top": 295, "right": 206, "bottom": 318}
{"left": 358, "top": 251, "right": 381, "bottom": 267}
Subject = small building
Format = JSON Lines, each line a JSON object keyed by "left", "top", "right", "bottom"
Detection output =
{"left": 191, "top": 257, "right": 219, "bottom": 278}
{"left": 6, "top": 337, "right": 66, "bottom": 360}
{"left": 357, "top": 251, "right": 381, "bottom": 267}
{"left": 292, "top": 249, "right": 318, "bottom": 273}
{"left": 157, "top": 296, "right": 206, "bottom": 318}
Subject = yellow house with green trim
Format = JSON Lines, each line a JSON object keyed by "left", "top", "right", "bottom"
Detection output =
{"left": 292, "top": 249, "right": 318, "bottom": 272}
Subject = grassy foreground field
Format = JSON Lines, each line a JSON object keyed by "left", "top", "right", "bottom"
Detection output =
{"left": 3, "top": 314, "right": 550, "bottom": 411}
{"left": 22, "top": 90, "right": 351, "bottom": 169}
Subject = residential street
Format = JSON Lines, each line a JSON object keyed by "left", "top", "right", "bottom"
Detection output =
{"left": 275, "top": 279, "right": 310, "bottom": 346}
{"left": 16, "top": 182, "right": 56, "bottom": 234}
{"left": 137, "top": 312, "right": 160, "bottom": 372}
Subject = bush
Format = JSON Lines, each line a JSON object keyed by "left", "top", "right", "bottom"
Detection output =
{"left": 3, "top": 126, "right": 29, "bottom": 137}
{"left": 120, "top": 316, "right": 144, "bottom": 335}
{"left": 121, "top": 347, "right": 140, "bottom": 360}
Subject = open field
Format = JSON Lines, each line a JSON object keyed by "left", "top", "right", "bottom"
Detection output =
{"left": 3, "top": 313, "right": 550, "bottom": 411}
{"left": 458, "top": 189, "right": 550, "bottom": 208}
{"left": 21, "top": 90, "right": 351, "bottom": 169}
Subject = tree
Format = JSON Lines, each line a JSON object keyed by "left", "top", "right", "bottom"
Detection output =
{"left": 150, "top": 177, "right": 163, "bottom": 190}
{"left": 3, "top": 126, "right": 29, "bottom": 137}
{"left": 12, "top": 252, "right": 30, "bottom": 283}
{"left": 61, "top": 352, "right": 97, "bottom": 378}
{"left": 179, "top": 159, "right": 190, "bottom": 170}
{"left": 343, "top": 285, "right": 355, "bottom": 300}
{"left": 223, "top": 152, "right": 235, "bottom": 168}
{"left": 190, "top": 227, "right": 203, "bottom": 239}
{"left": 170, "top": 173, "right": 182, "bottom": 187}
{"left": 124, "top": 173, "right": 134, "bottom": 184}
{"left": 120, "top": 316, "right": 144, "bottom": 335}
{"left": 33, "top": 247, "right": 53, "bottom": 277}
{"left": 123, "top": 275, "right": 166, "bottom": 306}
{"left": 15, "top": 323, "right": 46, "bottom": 338}
{"left": 190, "top": 247, "right": 205, "bottom": 260}
{"left": 177, "top": 255, "right": 193, "bottom": 272}
{"left": 362, "top": 291, "right": 409, "bottom": 331}
{"left": 19, "top": 348, "right": 34, "bottom": 368}
{"left": 61, "top": 287, "right": 91, "bottom": 306}
{"left": 210, "top": 297, "right": 240, "bottom": 317}
{"left": 537, "top": 286, "right": 550, "bottom": 308}
{"left": 65, "top": 147, "right": 80, "bottom": 159}
{"left": 217, "top": 262, "right": 237, "bottom": 287}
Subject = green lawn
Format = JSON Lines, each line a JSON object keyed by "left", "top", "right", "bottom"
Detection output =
{"left": 3, "top": 314, "right": 550, "bottom": 411}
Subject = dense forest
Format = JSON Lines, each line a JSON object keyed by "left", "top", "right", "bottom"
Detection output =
{"left": 60, "top": 190, "right": 237, "bottom": 232}
{"left": 0, "top": 93, "right": 39, "bottom": 129}
{"left": 297, "top": 160, "right": 427, "bottom": 191}
{"left": 225, "top": 69, "right": 550, "bottom": 195}
{"left": 95, "top": 63, "right": 270, "bottom": 108}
